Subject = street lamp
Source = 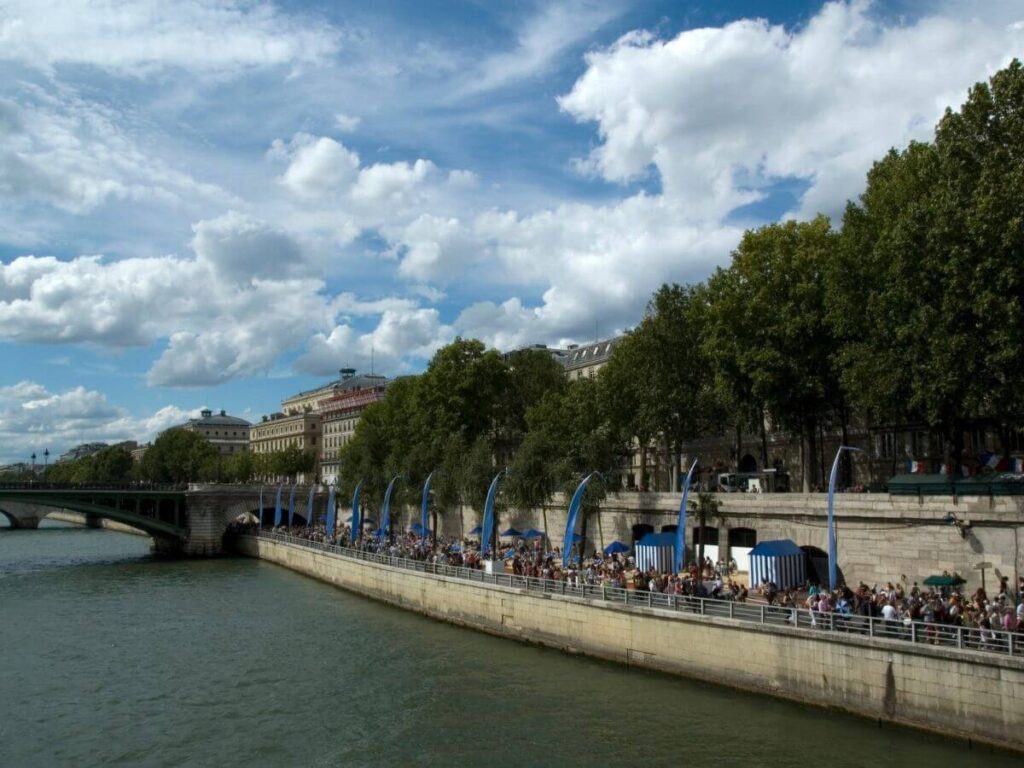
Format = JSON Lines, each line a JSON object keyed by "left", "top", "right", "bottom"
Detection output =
{"left": 44, "top": 449, "right": 49, "bottom": 470}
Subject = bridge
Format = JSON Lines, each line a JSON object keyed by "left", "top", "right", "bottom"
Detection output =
{"left": 0, "top": 483, "right": 282, "bottom": 556}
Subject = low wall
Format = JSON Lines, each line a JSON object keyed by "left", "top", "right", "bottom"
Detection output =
{"left": 238, "top": 535, "right": 1024, "bottom": 753}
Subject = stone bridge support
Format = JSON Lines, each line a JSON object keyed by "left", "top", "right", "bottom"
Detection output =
{"left": 0, "top": 501, "right": 52, "bottom": 529}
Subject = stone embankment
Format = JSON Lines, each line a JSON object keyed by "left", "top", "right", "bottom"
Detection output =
{"left": 236, "top": 534, "right": 1024, "bottom": 754}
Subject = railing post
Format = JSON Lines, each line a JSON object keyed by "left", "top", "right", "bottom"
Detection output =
{"left": 647, "top": 591, "right": 652, "bottom": 608}
{"left": 729, "top": 601, "right": 734, "bottom": 619}
{"left": 699, "top": 598, "right": 705, "bottom": 616}
{"left": 1011, "top": 632, "right": 1015, "bottom": 657}
{"left": 910, "top": 622, "right": 916, "bottom": 645}
{"left": 760, "top": 605, "right": 765, "bottom": 624}
{"left": 957, "top": 626, "right": 963, "bottom": 650}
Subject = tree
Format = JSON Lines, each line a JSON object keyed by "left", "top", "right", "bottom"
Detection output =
{"left": 706, "top": 217, "right": 841, "bottom": 490}
{"left": 832, "top": 60, "right": 1024, "bottom": 464}
{"left": 92, "top": 446, "right": 134, "bottom": 483}
{"left": 599, "top": 328, "right": 661, "bottom": 490}
{"left": 139, "top": 429, "right": 219, "bottom": 483}
{"left": 691, "top": 491, "right": 722, "bottom": 570}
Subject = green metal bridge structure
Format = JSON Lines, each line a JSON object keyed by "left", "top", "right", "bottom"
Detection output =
{"left": 0, "top": 483, "right": 267, "bottom": 556}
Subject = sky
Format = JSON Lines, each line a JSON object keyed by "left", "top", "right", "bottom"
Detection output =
{"left": 0, "top": 0, "right": 1021, "bottom": 464}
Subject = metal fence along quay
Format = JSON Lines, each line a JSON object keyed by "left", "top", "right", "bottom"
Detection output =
{"left": 251, "top": 531, "right": 1023, "bottom": 660}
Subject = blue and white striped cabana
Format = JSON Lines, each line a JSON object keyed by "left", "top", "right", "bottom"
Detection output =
{"left": 635, "top": 532, "right": 675, "bottom": 573}
{"left": 748, "top": 539, "right": 806, "bottom": 590}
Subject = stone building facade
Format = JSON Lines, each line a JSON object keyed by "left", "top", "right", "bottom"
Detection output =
{"left": 318, "top": 372, "right": 389, "bottom": 485}
{"left": 249, "top": 411, "right": 321, "bottom": 481}
{"left": 180, "top": 409, "right": 250, "bottom": 456}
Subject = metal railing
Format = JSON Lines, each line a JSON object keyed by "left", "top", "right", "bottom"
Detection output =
{"left": 0, "top": 482, "right": 187, "bottom": 492}
{"left": 251, "top": 531, "right": 1022, "bottom": 660}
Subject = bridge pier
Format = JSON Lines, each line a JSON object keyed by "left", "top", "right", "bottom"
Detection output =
{"left": 0, "top": 501, "right": 48, "bottom": 529}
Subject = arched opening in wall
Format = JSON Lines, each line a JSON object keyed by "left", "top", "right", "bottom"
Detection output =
{"left": 727, "top": 527, "right": 757, "bottom": 573}
{"left": 799, "top": 545, "right": 844, "bottom": 587}
{"left": 738, "top": 454, "right": 758, "bottom": 473}
{"left": 631, "top": 523, "right": 654, "bottom": 546}
{"left": 0, "top": 508, "right": 13, "bottom": 528}
{"left": 660, "top": 524, "right": 677, "bottom": 534}
{"left": 693, "top": 525, "right": 719, "bottom": 564}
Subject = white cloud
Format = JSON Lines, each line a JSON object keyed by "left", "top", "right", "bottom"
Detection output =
{"left": 558, "top": 0, "right": 1024, "bottom": 220}
{"left": 0, "top": 380, "right": 199, "bottom": 464}
{"left": 191, "top": 210, "right": 309, "bottom": 282}
{"left": 0, "top": 0, "right": 341, "bottom": 77}
{"left": 334, "top": 113, "right": 361, "bottom": 132}
{"left": 296, "top": 308, "right": 452, "bottom": 376}
{"left": 0, "top": 88, "right": 231, "bottom": 216}
{"left": 461, "top": 0, "right": 622, "bottom": 96}
{"left": 272, "top": 133, "right": 361, "bottom": 198}
{"left": 352, "top": 159, "right": 435, "bottom": 204}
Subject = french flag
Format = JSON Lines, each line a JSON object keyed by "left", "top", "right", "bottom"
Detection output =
{"left": 1014, "top": 457, "right": 1024, "bottom": 474}
{"left": 980, "top": 451, "right": 1011, "bottom": 471}
{"left": 907, "top": 460, "right": 926, "bottom": 474}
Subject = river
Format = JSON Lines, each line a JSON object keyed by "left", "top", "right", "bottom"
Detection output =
{"left": 0, "top": 519, "right": 1017, "bottom": 767}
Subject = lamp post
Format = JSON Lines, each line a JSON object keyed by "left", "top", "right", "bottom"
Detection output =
{"left": 44, "top": 448, "right": 49, "bottom": 470}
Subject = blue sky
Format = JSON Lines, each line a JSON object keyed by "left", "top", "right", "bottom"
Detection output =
{"left": 0, "top": 0, "right": 1021, "bottom": 463}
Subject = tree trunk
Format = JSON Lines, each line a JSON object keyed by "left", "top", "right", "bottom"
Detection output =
{"left": 697, "top": 509, "right": 706, "bottom": 574}
{"left": 638, "top": 440, "right": 648, "bottom": 492}
{"left": 803, "top": 418, "right": 819, "bottom": 492}
{"left": 734, "top": 424, "right": 742, "bottom": 472}
{"left": 760, "top": 409, "right": 769, "bottom": 471}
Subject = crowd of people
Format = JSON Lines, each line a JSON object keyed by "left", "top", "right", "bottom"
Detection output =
{"left": 758, "top": 574, "right": 1024, "bottom": 646}
{"left": 231, "top": 520, "right": 1023, "bottom": 651}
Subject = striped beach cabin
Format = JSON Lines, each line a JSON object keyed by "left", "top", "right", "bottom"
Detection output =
{"left": 635, "top": 532, "right": 675, "bottom": 573}
{"left": 748, "top": 539, "right": 807, "bottom": 590}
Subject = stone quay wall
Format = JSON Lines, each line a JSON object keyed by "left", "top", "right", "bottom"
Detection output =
{"left": 414, "top": 492, "right": 1024, "bottom": 593}
{"left": 237, "top": 535, "right": 1024, "bottom": 754}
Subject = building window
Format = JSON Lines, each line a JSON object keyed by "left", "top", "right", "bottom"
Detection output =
{"left": 877, "top": 432, "right": 895, "bottom": 459}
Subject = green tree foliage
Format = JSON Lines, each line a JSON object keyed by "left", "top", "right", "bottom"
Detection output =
{"left": 43, "top": 445, "right": 136, "bottom": 484}
{"left": 832, "top": 60, "right": 1024, "bottom": 460}
{"left": 139, "top": 428, "right": 219, "bottom": 483}
{"left": 706, "top": 217, "right": 841, "bottom": 490}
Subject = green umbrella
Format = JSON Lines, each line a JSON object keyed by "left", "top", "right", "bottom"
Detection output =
{"left": 923, "top": 574, "right": 965, "bottom": 587}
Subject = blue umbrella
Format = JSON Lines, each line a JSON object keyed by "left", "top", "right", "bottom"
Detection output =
{"left": 468, "top": 525, "right": 483, "bottom": 536}
{"left": 500, "top": 527, "right": 523, "bottom": 537}
{"left": 603, "top": 540, "right": 630, "bottom": 555}
{"left": 521, "top": 528, "right": 544, "bottom": 539}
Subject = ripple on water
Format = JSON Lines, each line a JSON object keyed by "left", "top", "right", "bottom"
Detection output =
{"left": 1, "top": 526, "right": 1020, "bottom": 767}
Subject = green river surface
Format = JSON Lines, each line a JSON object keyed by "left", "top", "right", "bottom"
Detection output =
{"left": 1, "top": 519, "right": 1018, "bottom": 767}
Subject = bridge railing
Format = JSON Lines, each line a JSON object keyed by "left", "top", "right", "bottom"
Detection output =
{"left": 251, "top": 531, "right": 1022, "bottom": 660}
{"left": 0, "top": 482, "right": 187, "bottom": 492}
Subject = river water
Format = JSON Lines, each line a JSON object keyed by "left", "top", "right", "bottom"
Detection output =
{"left": 0, "top": 520, "right": 1017, "bottom": 767}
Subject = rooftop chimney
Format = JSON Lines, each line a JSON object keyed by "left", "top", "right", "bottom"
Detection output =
{"left": 200, "top": 408, "right": 212, "bottom": 418}
{"left": 219, "top": 409, "right": 226, "bottom": 416}
{"left": 340, "top": 367, "right": 356, "bottom": 380}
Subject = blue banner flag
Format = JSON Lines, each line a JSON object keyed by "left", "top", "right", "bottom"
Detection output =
{"left": 562, "top": 471, "right": 600, "bottom": 568}
{"left": 827, "top": 446, "right": 862, "bottom": 591}
{"left": 326, "top": 485, "right": 337, "bottom": 538}
{"left": 381, "top": 475, "right": 402, "bottom": 539}
{"left": 287, "top": 484, "right": 297, "bottom": 527}
{"left": 420, "top": 471, "right": 435, "bottom": 538}
{"left": 480, "top": 469, "right": 507, "bottom": 557}
{"left": 673, "top": 459, "right": 699, "bottom": 573}
{"left": 273, "top": 484, "right": 284, "bottom": 527}
{"left": 306, "top": 486, "right": 315, "bottom": 528}
{"left": 351, "top": 480, "right": 364, "bottom": 540}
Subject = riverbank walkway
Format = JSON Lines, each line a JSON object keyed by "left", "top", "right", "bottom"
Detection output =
{"left": 245, "top": 531, "right": 1023, "bottom": 660}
